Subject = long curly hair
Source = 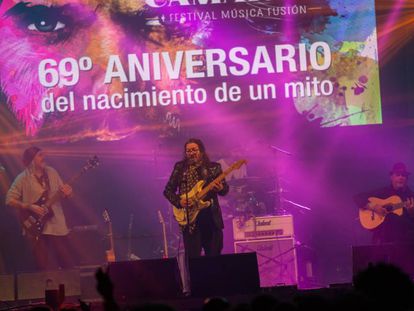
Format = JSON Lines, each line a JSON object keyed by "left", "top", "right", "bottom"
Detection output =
{"left": 183, "top": 138, "right": 211, "bottom": 166}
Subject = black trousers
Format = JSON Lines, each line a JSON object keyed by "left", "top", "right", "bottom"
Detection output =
{"left": 183, "top": 217, "right": 223, "bottom": 258}
{"left": 373, "top": 214, "right": 414, "bottom": 244}
{"left": 32, "top": 234, "right": 75, "bottom": 270}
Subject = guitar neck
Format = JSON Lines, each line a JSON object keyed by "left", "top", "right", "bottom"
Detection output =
{"left": 44, "top": 170, "right": 83, "bottom": 209}
{"left": 108, "top": 224, "right": 115, "bottom": 251}
{"left": 162, "top": 223, "right": 168, "bottom": 258}
{"left": 198, "top": 166, "right": 233, "bottom": 198}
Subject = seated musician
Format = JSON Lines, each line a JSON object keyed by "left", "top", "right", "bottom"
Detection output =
{"left": 354, "top": 162, "right": 414, "bottom": 244}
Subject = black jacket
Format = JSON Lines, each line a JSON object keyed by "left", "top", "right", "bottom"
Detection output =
{"left": 163, "top": 160, "right": 229, "bottom": 229}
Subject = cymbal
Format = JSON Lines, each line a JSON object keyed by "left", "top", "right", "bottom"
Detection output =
{"left": 229, "top": 185, "right": 247, "bottom": 189}
{"left": 266, "top": 189, "right": 288, "bottom": 194}
{"left": 266, "top": 190, "right": 279, "bottom": 194}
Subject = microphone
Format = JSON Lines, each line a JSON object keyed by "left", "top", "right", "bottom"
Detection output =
{"left": 202, "top": 167, "right": 208, "bottom": 179}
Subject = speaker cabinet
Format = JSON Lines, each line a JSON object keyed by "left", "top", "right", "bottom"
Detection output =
{"left": 17, "top": 269, "right": 81, "bottom": 300}
{"left": 189, "top": 253, "right": 260, "bottom": 297}
{"left": 235, "top": 238, "right": 298, "bottom": 287}
{"left": 108, "top": 259, "right": 182, "bottom": 301}
{"left": 0, "top": 274, "right": 14, "bottom": 301}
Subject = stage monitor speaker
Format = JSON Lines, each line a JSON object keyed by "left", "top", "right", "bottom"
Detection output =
{"left": 108, "top": 259, "right": 182, "bottom": 301}
{"left": 352, "top": 244, "right": 414, "bottom": 277}
{"left": 17, "top": 269, "right": 81, "bottom": 300}
{"left": 79, "top": 265, "right": 101, "bottom": 300}
{"left": 235, "top": 238, "right": 298, "bottom": 287}
{"left": 189, "top": 253, "right": 260, "bottom": 297}
{"left": 0, "top": 274, "right": 15, "bottom": 301}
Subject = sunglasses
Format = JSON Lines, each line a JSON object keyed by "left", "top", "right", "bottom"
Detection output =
{"left": 186, "top": 148, "right": 200, "bottom": 153}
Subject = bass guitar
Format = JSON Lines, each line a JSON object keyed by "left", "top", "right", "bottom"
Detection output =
{"left": 359, "top": 195, "right": 407, "bottom": 229}
{"left": 20, "top": 156, "right": 99, "bottom": 239}
{"left": 173, "top": 159, "right": 247, "bottom": 226}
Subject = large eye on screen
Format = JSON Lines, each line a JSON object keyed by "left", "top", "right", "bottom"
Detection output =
{"left": 27, "top": 16, "right": 66, "bottom": 32}
{"left": 6, "top": 3, "right": 72, "bottom": 34}
{"left": 27, "top": 18, "right": 66, "bottom": 32}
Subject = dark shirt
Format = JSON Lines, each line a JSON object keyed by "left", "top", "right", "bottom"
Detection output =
{"left": 354, "top": 185, "right": 414, "bottom": 244}
{"left": 163, "top": 160, "right": 229, "bottom": 229}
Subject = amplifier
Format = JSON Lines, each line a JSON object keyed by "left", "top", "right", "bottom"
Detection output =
{"left": 189, "top": 253, "right": 260, "bottom": 296}
{"left": 233, "top": 215, "right": 294, "bottom": 241}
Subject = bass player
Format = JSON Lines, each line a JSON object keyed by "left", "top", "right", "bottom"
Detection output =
{"left": 6, "top": 146, "right": 74, "bottom": 270}
{"left": 354, "top": 162, "right": 414, "bottom": 244}
{"left": 163, "top": 138, "right": 229, "bottom": 258}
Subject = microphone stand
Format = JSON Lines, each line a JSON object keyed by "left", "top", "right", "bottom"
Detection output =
{"left": 184, "top": 162, "right": 191, "bottom": 233}
{"left": 183, "top": 161, "right": 191, "bottom": 294}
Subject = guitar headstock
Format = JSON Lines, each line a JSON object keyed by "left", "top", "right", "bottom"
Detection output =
{"left": 231, "top": 159, "right": 247, "bottom": 170}
{"left": 82, "top": 156, "right": 100, "bottom": 173}
{"left": 103, "top": 209, "right": 111, "bottom": 223}
{"left": 157, "top": 210, "right": 165, "bottom": 224}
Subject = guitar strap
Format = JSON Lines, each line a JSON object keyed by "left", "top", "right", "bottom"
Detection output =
{"left": 181, "top": 164, "right": 200, "bottom": 194}
{"left": 179, "top": 164, "right": 204, "bottom": 234}
{"left": 34, "top": 170, "right": 51, "bottom": 200}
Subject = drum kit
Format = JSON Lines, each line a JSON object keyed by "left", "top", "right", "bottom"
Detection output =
{"left": 220, "top": 144, "right": 311, "bottom": 219}
{"left": 222, "top": 176, "right": 281, "bottom": 219}
{"left": 225, "top": 176, "right": 312, "bottom": 218}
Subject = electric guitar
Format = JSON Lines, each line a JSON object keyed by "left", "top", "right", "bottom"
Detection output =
{"left": 157, "top": 210, "right": 169, "bottom": 258}
{"left": 359, "top": 195, "right": 408, "bottom": 229}
{"left": 20, "top": 156, "right": 99, "bottom": 239}
{"left": 173, "top": 159, "right": 247, "bottom": 226}
{"left": 103, "top": 209, "right": 116, "bottom": 262}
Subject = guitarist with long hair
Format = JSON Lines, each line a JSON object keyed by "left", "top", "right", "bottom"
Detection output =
{"left": 6, "top": 146, "right": 74, "bottom": 270}
{"left": 163, "top": 138, "right": 229, "bottom": 258}
{"left": 355, "top": 162, "right": 414, "bottom": 244}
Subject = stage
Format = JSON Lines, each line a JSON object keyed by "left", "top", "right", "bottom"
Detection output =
{"left": 0, "top": 1, "right": 414, "bottom": 309}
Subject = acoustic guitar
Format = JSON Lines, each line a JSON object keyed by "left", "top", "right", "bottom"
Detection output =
{"left": 359, "top": 195, "right": 408, "bottom": 229}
